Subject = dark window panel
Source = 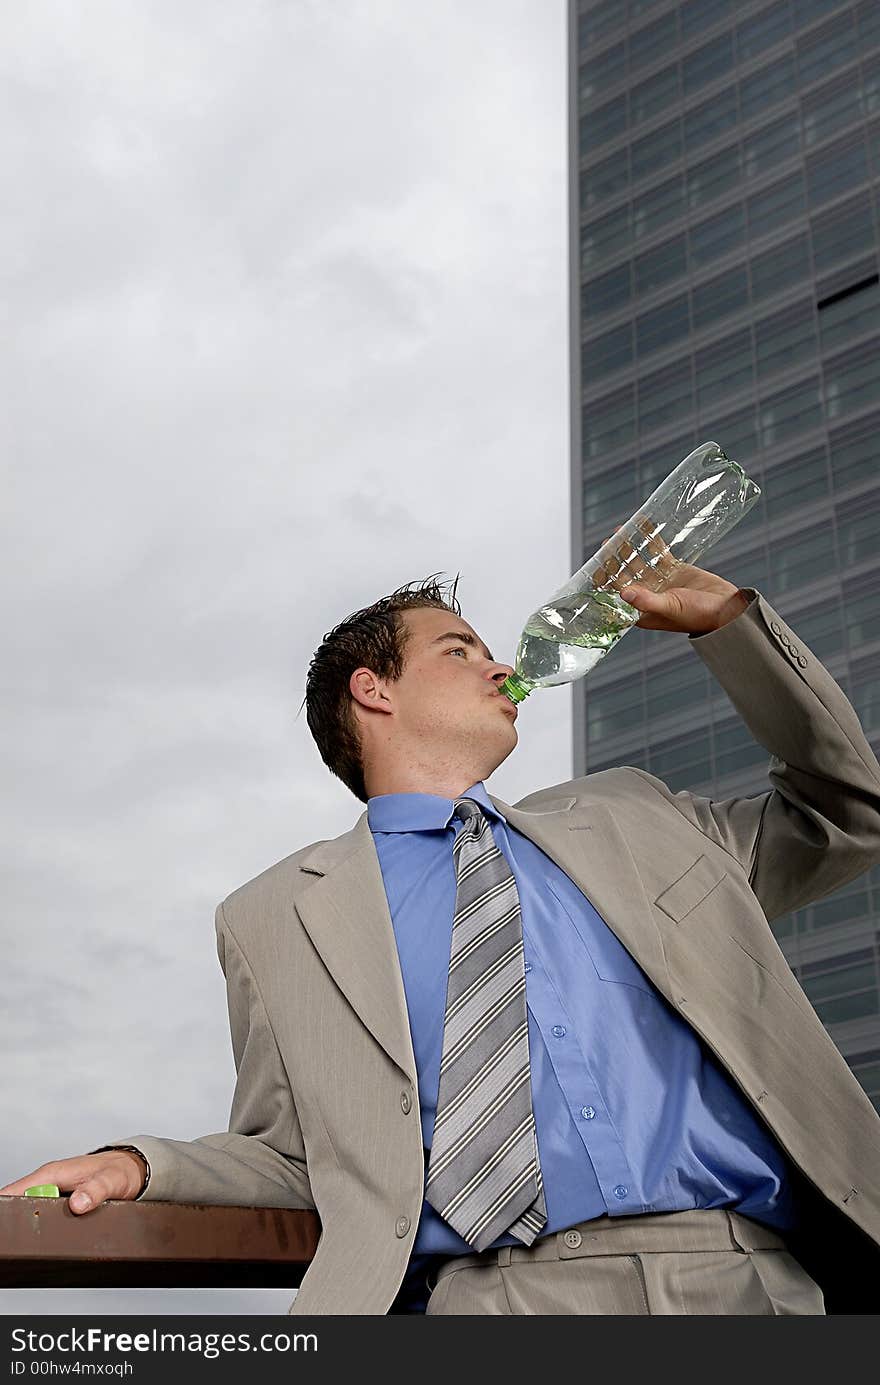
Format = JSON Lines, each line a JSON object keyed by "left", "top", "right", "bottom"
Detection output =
{"left": 683, "top": 31, "right": 735, "bottom": 95}
{"left": 638, "top": 359, "right": 693, "bottom": 434}
{"left": 632, "top": 119, "right": 682, "bottom": 184}
{"left": 715, "top": 739, "right": 771, "bottom": 779}
{"left": 580, "top": 152, "right": 630, "bottom": 213}
{"left": 743, "top": 112, "right": 801, "bottom": 180}
{"left": 774, "top": 591, "right": 844, "bottom": 659}
{"left": 645, "top": 664, "right": 711, "bottom": 724}
{"left": 747, "top": 170, "right": 806, "bottom": 239}
{"left": 583, "top": 459, "right": 639, "bottom": 527}
{"left": 635, "top": 235, "right": 687, "bottom": 295}
{"left": 864, "top": 54, "right": 880, "bottom": 123}
{"left": 582, "top": 262, "right": 633, "bottom": 319}
{"left": 715, "top": 404, "right": 759, "bottom": 457}
{"left": 811, "top": 192, "right": 876, "bottom": 271}
{"left": 695, "top": 328, "right": 754, "bottom": 408}
{"left": 797, "top": 10, "right": 859, "bottom": 87}
{"left": 850, "top": 669, "right": 880, "bottom": 734}
{"left": 639, "top": 432, "right": 699, "bottom": 490}
{"left": 806, "top": 131, "right": 869, "bottom": 208}
{"left": 580, "top": 40, "right": 627, "bottom": 103}
{"left": 649, "top": 730, "right": 712, "bottom": 782}
{"left": 829, "top": 412, "right": 880, "bottom": 491}
{"left": 683, "top": 84, "right": 739, "bottom": 153}
{"left": 870, "top": 118, "right": 880, "bottom": 176}
{"left": 737, "top": 2, "right": 793, "bottom": 63}
{"left": 739, "top": 51, "right": 798, "bottom": 122}
{"left": 754, "top": 300, "right": 817, "bottom": 378}
{"left": 692, "top": 264, "right": 748, "bottom": 329}
{"left": 579, "top": 95, "right": 628, "bottom": 156}
{"left": 824, "top": 340, "right": 880, "bottom": 422}
{"left": 582, "top": 322, "right": 634, "bottom": 383}
{"left": 578, "top": 0, "right": 623, "bottom": 51}
{"left": 635, "top": 293, "right": 690, "bottom": 355}
{"left": 630, "top": 0, "right": 670, "bottom": 15}
{"left": 681, "top": 0, "right": 734, "bottom": 39}
{"left": 750, "top": 232, "right": 811, "bottom": 303}
{"left": 582, "top": 385, "right": 636, "bottom": 458}
{"left": 802, "top": 70, "right": 866, "bottom": 149}
{"left": 630, "top": 63, "right": 680, "bottom": 125}
{"left": 793, "top": 1, "right": 854, "bottom": 27}
{"left": 837, "top": 491, "right": 880, "bottom": 565}
{"left": 767, "top": 518, "right": 834, "bottom": 592}
{"left": 689, "top": 203, "right": 746, "bottom": 267}
{"left": 687, "top": 142, "right": 742, "bottom": 210}
{"left": 814, "top": 992, "right": 879, "bottom": 1025}
{"left": 763, "top": 447, "right": 830, "bottom": 523}
{"left": 633, "top": 174, "right": 685, "bottom": 240}
{"left": 759, "top": 377, "right": 823, "bottom": 450}
{"left": 629, "top": 10, "right": 679, "bottom": 73}
{"left": 844, "top": 585, "right": 880, "bottom": 646}
{"left": 581, "top": 204, "right": 631, "bottom": 272}
{"left": 803, "top": 960, "right": 877, "bottom": 1004}
{"left": 859, "top": 0, "right": 880, "bottom": 48}
{"left": 819, "top": 278, "right": 880, "bottom": 353}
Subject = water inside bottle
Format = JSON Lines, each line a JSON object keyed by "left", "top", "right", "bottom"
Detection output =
{"left": 514, "top": 589, "right": 641, "bottom": 690}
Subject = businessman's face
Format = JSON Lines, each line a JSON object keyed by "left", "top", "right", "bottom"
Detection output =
{"left": 351, "top": 606, "right": 519, "bottom": 787}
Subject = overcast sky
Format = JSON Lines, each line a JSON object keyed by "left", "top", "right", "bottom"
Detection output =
{"left": 1, "top": 0, "right": 568, "bottom": 1313}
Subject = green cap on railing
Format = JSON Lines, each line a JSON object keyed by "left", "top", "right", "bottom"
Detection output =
{"left": 24, "top": 1185, "right": 60, "bottom": 1197}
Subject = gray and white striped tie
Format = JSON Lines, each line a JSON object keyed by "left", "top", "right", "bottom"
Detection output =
{"left": 425, "top": 798, "right": 546, "bottom": 1253}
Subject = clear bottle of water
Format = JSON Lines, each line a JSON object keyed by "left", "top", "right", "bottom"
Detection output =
{"left": 499, "top": 441, "right": 760, "bottom": 703}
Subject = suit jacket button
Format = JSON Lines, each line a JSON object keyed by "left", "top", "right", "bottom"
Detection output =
{"left": 396, "top": 1216, "right": 411, "bottom": 1237}
{"left": 770, "top": 621, "right": 781, "bottom": 635}
{"left": 788, "top": 644, "right": 799, "bottom": 657}
{"left": 563, "top": 1229, "right": 582, "bottom": 1249}
{"left": 797, "top": 656, "right": 807, "bottom": 667}
{"left": 400, "top": 1090, "right": 412, "bottom": 1114}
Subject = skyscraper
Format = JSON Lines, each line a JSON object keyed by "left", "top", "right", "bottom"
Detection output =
{"left": 569, "top": 0, "right": 880, "bottom": 1110}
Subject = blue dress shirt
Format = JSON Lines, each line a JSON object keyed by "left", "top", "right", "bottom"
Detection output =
{"left": 369, "top": 781, "right": 798, "bottom": 1311}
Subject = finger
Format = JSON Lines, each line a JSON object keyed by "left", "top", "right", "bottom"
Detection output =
{"left": 0, "top": 1157, "right": 131, "bottom": 1213}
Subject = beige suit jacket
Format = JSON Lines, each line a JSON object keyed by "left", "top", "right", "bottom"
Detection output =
{"left": 103, "top": 590, "right": 880, "bottom": 1313}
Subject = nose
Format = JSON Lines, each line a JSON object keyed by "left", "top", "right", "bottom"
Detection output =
{"left": 490, "top": 663, "right": 514, "bottom": 686}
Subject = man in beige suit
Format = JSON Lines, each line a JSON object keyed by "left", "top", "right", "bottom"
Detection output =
{"left": 4, "top": 556, "right": 880, "bottom": 1314}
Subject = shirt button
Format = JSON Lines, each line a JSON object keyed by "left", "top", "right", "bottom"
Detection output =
{"left": 614, "top": 1185, "right": 628, "bottom": 1200}
{"left": 524, "top": 962, "right": 532, "bottom": 973}
{"left": 563, "top": 1229, "right": 582, "bottom": 1249}
{"left": 551, "top": 1025, "right": 566, "bottom": 1038}
{"left": 400, "top": 1091, "right": 412, "bottom": 1115}
{"left": 581, "top": 1106, "right": 596, "bottom": 1120}
{"left": 395, "top": 1216, "right": 411, "bottom": 1238}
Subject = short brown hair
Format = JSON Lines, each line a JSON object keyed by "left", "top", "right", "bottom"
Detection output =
{"left": 300, "top": 573, "right": 462, "bottom": 804}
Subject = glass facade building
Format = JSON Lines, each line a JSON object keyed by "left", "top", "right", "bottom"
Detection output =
{"left": 569, "top": 0, "right": 880, "bottom": 1111}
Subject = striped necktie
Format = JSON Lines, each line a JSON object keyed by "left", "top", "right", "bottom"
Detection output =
{"left": 425, "top": 797, "right": 546, "bottom": 1252}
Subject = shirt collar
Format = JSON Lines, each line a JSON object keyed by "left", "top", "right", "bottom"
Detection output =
{"left": 367, "top": 780, "right": 507, "bottom": 835}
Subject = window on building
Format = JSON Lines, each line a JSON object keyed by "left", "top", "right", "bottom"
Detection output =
{"left": 635, "top": 293, "right": 690, "bottom": 356}
{"left": 797, "top": 9, "right": 859, "bottom": 87}
{"left": 696, "top": 329, "right": 754, "bottom": 409}
{"left": 630, "top": 63, "right": 680, "bottom": 125}
{"left": 580, "top": 40, "right": 627, "bottom": 103}
{"left": 763, "top": 446, "right": 830, "bottom": 523}
{"left": 629, "top": 10, "right": 679, "bottom": 72}
{"left": 689, "top": 203, "right": 746, "bottom": 267}
{"left": 759, "top": 377, "right": 823, "bottom": 449}
{"left": 583, "top": 458, "right": 638, "bottom": 526}
{"left": 578, "top": 0, "right": 623, "bottom": 52}
{"left": 687, "top": 142, "right": 742, "bottom": 210}
{"left": 829, "top": 412, "right": 880, "bottom": 491}
{"left": 635, "top": 235, "right": 687, "bottom": 295}
{"left": 750, "top": 232, "right": 811, "bottom": 303}
{"left": 683, "top": 31, "right": 735, "bottom": 94}
{"left": 859, "top": 0, "right": 880, "bottom": 49}
{"left": 582, "top": 386, "right": 635, "bottom": 459}
{"left": 806, "top": 132, "right": 868, "bottom": 208}
{"left": 748, "top": 171, "right": 806, "bottom": 239}
{"left": 579, "top": 95, "right": 628, "bottom": 156}
{"left": 743, "top": 112, "right": 801, "bottom": 180}
{"left": 648, "top": 730, "right": 712, "bottom": 790}
{"left": 774, "top": 592, "right": 845, "bottom": 660}
{"left": 681, "top": 0, "right": 734, "bottom": 40}
{"left": 633, "top": 175, "right": 685, "bottom": 240}
{"left": 632, "top": 119, "right": 683, "bottom": 184}
{"left": 639, "top": 432, "right": 699, "bottom": 490}
{"left": 684, "top": 84, "right": 739, "bottom": 153}
{"left": 582, "top": 262, "right": 633, "bottom": 319}
{"left": 714, "top": 720, "right": 770, "bottom": 780}
{"left": 818, "top": 275, "right": 880, "bottom": 353}
{"left": 800, "top": 952, "right": 878, "bottom": 1026}
{"left": 811, "top": 192, "right": 876, "bottom": 272}
{"left": 755, "top": 299, "right": 817, "bottom": 379}
{"left": 692, "top": 264, "right": 748, "bottom": 329}
{"left": 768, "top": 520, "right": 834, "bottom": 593}
{"left": 843, "top": 585, "right": 880, "bottom": 649}
{"left": 739, "top": 52, "right": 798, "bottom": 122}
{"left": 582, "top": 322, "right": 634, "bottom": 384}
{"left": 836, "top": 491, "right": 880, "bottom": 567}
{"left": 638, "top": 359, "right": 693, "bottom": 435}
{"left": 737, "top": 1, "right": 793, "bottom": 63}
{"left": 581, "top": 204, "right": 631, "bottom": 272}
{"left": 587, "top": 675, "right": 643, "bottom": 744}
{"left": 824, "top": 341, "right": 880, "bottom": 421}
{"left": 580, "top": 151, "right": 629, "bottom": 213}
{"left": 802, "top": 71, "right": 866, "bottom": 149}
{"left": 644, "top": 656, "right": 710, "bottom": 725}
{"left": 711, "top": 405, "right": 759, "bottom": 462}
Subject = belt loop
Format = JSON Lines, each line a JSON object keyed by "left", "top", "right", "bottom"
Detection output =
{"left": 497, "top": 1246, "right": 513, "bottom": 1267}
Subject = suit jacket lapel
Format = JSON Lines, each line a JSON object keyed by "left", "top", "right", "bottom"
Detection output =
{"left": 295, "top": 793, "right": 673, "bottom": 1081}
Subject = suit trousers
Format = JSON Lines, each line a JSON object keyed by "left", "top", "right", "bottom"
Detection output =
{"left": 424, "top": 1209, "right": 826, "bottom": 1315}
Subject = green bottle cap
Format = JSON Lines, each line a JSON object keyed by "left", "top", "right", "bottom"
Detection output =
{"left": 24, "top": 1184, "right": 60, "bottom": 1197}
{"left": 498, "top": 674, "right": 532, "bottom": 704}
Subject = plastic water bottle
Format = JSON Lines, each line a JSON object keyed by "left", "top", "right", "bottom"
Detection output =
{"left": 499, "top": 441, "right": 760, "bottom": 703}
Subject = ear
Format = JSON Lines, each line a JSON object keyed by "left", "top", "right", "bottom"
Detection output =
{"left": 349, "top": 667, "right": 394, "bottom": 715}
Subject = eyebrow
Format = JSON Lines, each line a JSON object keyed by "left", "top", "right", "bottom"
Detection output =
{"left": 431, "top": 631, "right": 495, "bottom": 663}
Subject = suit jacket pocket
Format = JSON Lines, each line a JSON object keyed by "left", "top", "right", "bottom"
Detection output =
{"left": 654, "top": 853, "right": 728, "bottom": 923}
